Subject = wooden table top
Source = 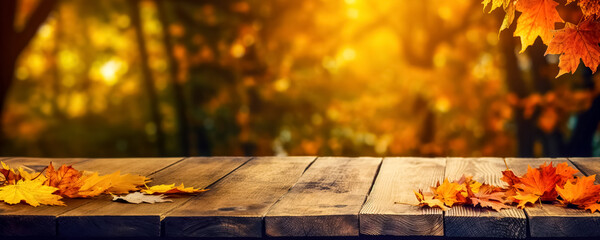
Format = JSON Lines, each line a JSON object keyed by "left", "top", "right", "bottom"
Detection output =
{"left": 0, "top": 156, "right": 599, "bottom": 239}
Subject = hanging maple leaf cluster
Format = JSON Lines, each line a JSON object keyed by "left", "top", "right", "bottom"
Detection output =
{"left": 483, "top": 0, "right": 600, "bottom": 77}
{"left": 0, "top": 162, "right": 206, "bottom": 206}
{"left": 415, "top": 162, "right": 600, "bottom": 212}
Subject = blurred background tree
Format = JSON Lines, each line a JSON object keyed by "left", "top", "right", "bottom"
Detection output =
{"left": 0, "top": 0, "right": 598, "bottom": 158}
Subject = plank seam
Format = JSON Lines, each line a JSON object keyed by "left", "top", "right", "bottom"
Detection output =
{"left": 442, "top": 157, "right": 449, "bottom": 237}
{"left": 159, "top": 156, "right": 254, "bottom": 221}
{"left": 147, "top": 157, "right": 186, "bottom": 177}
{"left": 568, "top": 157, "right": 590, "bottom": 177}
{"left": 262, "top": 156, "right": 318, "bottom": 237}
{"left": 523, "top": 201, "right": 531, "bottom": 238}
{"left": 54, "top": 157, "right": 187, "bottom": 237}
{"left": 357, "top": 157, "right": 383, "bottom": 236}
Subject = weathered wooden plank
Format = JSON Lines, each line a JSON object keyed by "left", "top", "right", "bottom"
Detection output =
{"left": 0, "top": 157, "right": 89, "bottom": 237}
{"left": 265, "top": 157, "right": 382, "bottom": 237}
{"left": 444, "top": 157, "right": 526, "bottom": 238}
{"left": 57, "top": 157, "right": 249, "bottom": 238}
{"left": 0, "top": 157, "right": 180, "bottom": 237}
{"left": 507, "top": 157, "right": 600, "bottom": 237}
{"left": 4, "top": 157, "right": 89, "bottom": 172}
{"left": 163, "top": 156, "right": 316, "bottom": 238}
{"left": 570, "top": 157, "right": 600, "bottom": 184}
{"left": 57, "top": 158, "right": 182, "bottom": 237}
{"left": 359, "top": 157, "right": 445, "bottom": 236}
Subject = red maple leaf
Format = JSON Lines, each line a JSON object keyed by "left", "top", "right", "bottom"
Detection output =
{"left": 546, "top": 19, "right": 600, "bottom": 77}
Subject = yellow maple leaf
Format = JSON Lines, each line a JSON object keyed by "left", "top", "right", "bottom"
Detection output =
{"left": 17, "top": 167, "right": 45, "bottom": 182}
{"left": 142, "top": 183, "right": 208, "bottom": 194}
{"left": 106, "top": 171, "right": 149, "bottom": 194}
{"left": 413, "top": 190, "right": 449, "bottom": 211}
{"left": 78, "top": 172, "right": 111, "bottom": 197}
{"left": 433, "top": 179, "right": 464, "bottom": 207}
{"left": 513, "top": 192, "right": 539, "bottom": 208}
{"left": 79, "top": 171, "right": 149, "bottom": 197}
{"left": 0, "top": 180, "right": 65, "bottom": 207}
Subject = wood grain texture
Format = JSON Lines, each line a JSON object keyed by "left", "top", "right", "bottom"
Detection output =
{"left": 0, "top": 157, "right": 89, "bottom": 237}
{"left": 570, "top": 157, "right": 600, "bottom": 184}
{"left": 444, "top": 157, "right": 526, "bottom": 239}
{"left": 265, "top": 157, "right": 382, "bottom": 237}
{"left": 163, "top": 156, "right": 316, "bottom": 238}
{"left": 359, "top": 157, "right": 445, "bottom": 236}
{"left": 57, "top": 157, "right": 248, "bottom": 238}
{"left": 4, "top": 157, "right": 89, "bottom": 172}
{"left": 507, "top": 158, "right": 600, "bottom": 237}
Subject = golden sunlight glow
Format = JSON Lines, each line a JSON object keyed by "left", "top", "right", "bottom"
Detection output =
{"left": 341, "top": 48, "right": 356, "bottom": 61}
{"left": 435, "top": 97, "right": 451, "bottom": 113}
{"left": 437, "top": 6, "right": 452, "bottom": 20}
{"left": 58, "top": 50, "right": 79, "bottom": 71}
{"left": 99, "top": 59, "right": 126, "bottom": 85}
{"left": 67, "top": 93, "right": 86, "bottom": 117}
{"left": 274, "top": 78, "right": 290, "bottom": 92}
{"left": 347, "top": 8, "right": 359, "bottom": 19}
{"left": 230, "top": 43, "right": 245, "bottom": 58}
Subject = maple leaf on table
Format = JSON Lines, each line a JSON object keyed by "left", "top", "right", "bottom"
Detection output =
{"left": 501, "top": 169, "right": 521, "bottom": 186}
{"left": 44, "top": 163, "right": 83, "bottom": 198}
{"left": 517, "top": 163, "right": 566, "bottom": 201}
{"left": 546, "top": 19, "right": 600, "bottom": 77}
{"left": 78, "top": 171, "right": 149, "bottom": 197}
{"left": 414, "top": 190, "right": 449, "bottom": 211}
{"left": 555, "top": 162, "right": 579, "bottom": 184}
{"left": 514, "top": 0, "right": 564, "bottom": 52}
{"left": 468, "top": 184, "right": 510, "bottom": 211}
{"left": 112, "top": 192, "right": 172, "bottom": 204}
{"left": 0, "top": 180, "right": 65, "bottom": 207}
{"left": 556, "top": 175, "right": 600, "bottom": 210}
{"left": 0, "top": 162, "right": 25, "bottom": 185}
{"left": 142, "top": 184, "right": 208, "bottom": 195}
{"left": 431, "top": 179, "right": 466, "bottom": 207}
{"left": 585, "top": 203, "right": 600, "bottom": 213}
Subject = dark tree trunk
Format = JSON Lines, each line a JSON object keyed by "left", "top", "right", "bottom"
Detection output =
{"left": 568, "top": 67, "right": 600, "bottom": 157}
{"left": 528, "top": 40, "right": 565, "bottom": 157}
{"left": 499, "top": 25, "right": 536, "bottom": 157}
{"left": 0, "top": 0, "right": 57, "bottom": 154}
{"left": 130, "top": 0, "right": 167, "bottom": 156}
{"left": 155, "top": 0, "right": 191, "bottom": 157}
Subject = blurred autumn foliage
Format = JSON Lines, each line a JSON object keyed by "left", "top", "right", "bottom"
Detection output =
{"left": 0, "top": 0, "right": 598, "bottom": 158}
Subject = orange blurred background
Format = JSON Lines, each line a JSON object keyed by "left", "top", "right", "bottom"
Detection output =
{"left": 0, "top": 0, "right": 598, "bottom": 158}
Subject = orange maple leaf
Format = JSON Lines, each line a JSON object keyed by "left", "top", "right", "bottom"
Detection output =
{"left": 556, "top": 175, "right": 600, "bottom": 208}
{"left": 468, "top": 184, "right": 509, "bottom": 211}
{"left": 585, "top": 203, "right": 600, "bottom": 213}
{"left": 432, "top": 179, "right": 465, "bottom": 207}
{"left": 513, "top": 192, "right": 541, "bottom": 208}
{"left": 0, "top": 162, "right": 25, "bottom": 185}
{"left": 516, "top": 164, "right": 560, "bottom": 200}
{"left": 414, "top": 190, "right": 449, "bottom": 211}
{"left": 555, "top": 162, "right": 579, "bottom": 184}
{"left": 514, "top": 0, "right": 564, "bottom": 52}
{"left": 546, "top": 19, "right": 600, "bottom": 77}
{"left": 44, "top": 163, "right": 83, "bottom": 198}
{"left": 501, "top": 169, "right": 521, "bottom": 186}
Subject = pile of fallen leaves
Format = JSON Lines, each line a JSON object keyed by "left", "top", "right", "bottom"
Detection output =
{"left": 414, "top": 162, "right": 600, "bottom": 213}
{"left": 0, "top": 162, "right": 207, "bottom": 206}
